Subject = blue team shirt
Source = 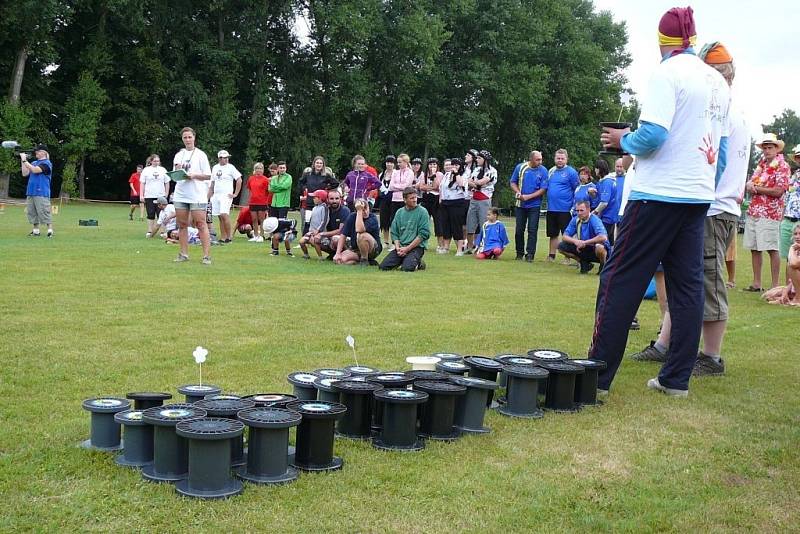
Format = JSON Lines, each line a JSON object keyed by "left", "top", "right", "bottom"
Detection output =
{"left": 26, "top": 158, "right": 52, "bottom": 197}
{"left": 509, "top": 163, "right": 548, "bottom": 209}
{"left": 565, "top": 213, "right": 609, "bottom": 248}
{"left": 573, "top": 183, "right": 599, "bottom": 211}
{"left": 546, "top": 165, "right": 579, "bottom": 212}
{"left": 475, "top": 220, "right": 510, "bottom": 252}
{"left": 614, "top": 174, "right": 625, "bottom": 221}
{"left": 596, "top": 177, "right": 618, "bottom": 224}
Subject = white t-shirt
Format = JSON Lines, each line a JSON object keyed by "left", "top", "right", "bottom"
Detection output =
{"left": 157, "top": 203, "right": 177, "bottom": 231}
{"left": 473, "top": 166, "right": 497, "bottom": 199}
{"left": 139, "top": 165, "right": 169, "bottom": 198}
{"left": 172, "top": 148, "right": 212, "bottom": 204}
{"left": 708, "top": 100, "right": 750, "bottom": 217}
{"left": 210, "top": 163, "right": 242, "bottom": 196}
{"left": 629, "top": 54, "right": 730, "bottom": 203}
{"left": 619, "top": 164, "right": 636, "bottom": 217}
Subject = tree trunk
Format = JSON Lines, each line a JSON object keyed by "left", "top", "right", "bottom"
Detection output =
{"left": 0, "top": 172, "right": 9, "bottom": 199}
{"left": 8, "top": 46, "right": 28, "bottom": 104}
{"left": 78, "top": 156, "right": 86, "bottom": 199}
{"left": 362, "top": 111, "right": 373, "bottom": 147}
{"left": 218, "top": 10, "right": 224, "bottom": 47}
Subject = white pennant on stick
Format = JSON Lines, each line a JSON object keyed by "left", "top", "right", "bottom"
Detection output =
{"left": 345, "top": 335, "right": 358, "bottom": 367}
{"left": 193, "top": 346, "right": 208, "bottom": 386}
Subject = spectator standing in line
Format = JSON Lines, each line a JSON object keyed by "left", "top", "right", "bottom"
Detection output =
{"left": 128, "top": 164, "right": 143, "bottom": 221}
{"left": 465, "top": 150, "right": 498, "bottom": 254}
{"left": 573, "top": 165, "right": 599, "bottom": 213}
{"left": 418, "top": 158, "right": 444, "bottom": 252}
{"left": 593, "top": 161, "right": 619, "bottom": 244}
{"left": 377, "top": 156, "right": 396, "bottom": 245}
{"left": 474, "top": 207, "right": 510, "bottom": 260}
{"left": 509, "top": 150, "right": 548, "bottom": 262}
{"left": 388, "top": 153, "right": 415, "bottom": 234}
{"left": 269, "top": 161, "right": 292, "bottom": 219}
{"left": 247, "top": 162, "right": 271, "bottom": 242}
{"left": 545, "top": 149, "right": 580, "bottom": 261}
{"left": 172, "top": 126, "right": 212, "bottom": 264}
{"left": 379, "top": 187, "right": 430, "bottom": 272}
{"left": 208, "top": 149, "right": 242, "bottom": 244}
{"left": 334, "top": 198, "right": 383, "bottom": 266}
{"left": 743, "top": 133, "right": 790, "bottom": 291}
{"left": 21, "top": 144, "right": 54, "bottom": 237}
{"left": 343, "top": 154, "right": 380, "bottom": 212}
{"left": 411, "top": 157, "right": 425, "bottom": 188}
{"left": 140, "top": 155, "right": 169, "bottom": 238}
{"left": 438, "top": 157, "right": 468, "bottom": 255}
{"left": 299, "top": 156, "right": 338, "bottom": 231}
{"left": 462, "top": 149, "right": 479, "bottom": 251}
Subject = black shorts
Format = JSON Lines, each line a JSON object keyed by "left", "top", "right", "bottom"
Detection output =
{"left": 130, "top": 196, "right": 140, "bottom": 205}
{"left": 546, "top": 211, "right": 572, "bottom": 238}
{"left": 249, "top": 205, "right": 268, "bottom": 213}
{"left": 558, "top": 241, "right": 605, "bottom": 263}
{"left": 144, "top": 198, "right": 160, "bottom": 220}
{"left": 269, "top": 206, "right": 289, "bottom": 218}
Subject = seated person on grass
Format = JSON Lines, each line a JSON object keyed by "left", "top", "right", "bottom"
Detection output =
{"left": 312, "top": 190, "right": 350, "bottom": 259}
{"left": 379, "top": 187, "right": 430, "bottom": 272}
{"left": 557, "top": 200, "right": 609, "bottom": 274}
{"left": 263, "top": 217, "right": 298, "bottom": 257}
{"left": 236, "top": 206, "right": 254, "bottom": 239}
{"left": 334, "top": 198, "right": 383, "bottom": 266}
{"left": 763, "top": 223, "right": 800, "bottom": 306}
{"left": 153, "top": 196, "right": 177, "bottom": 238}
{"left": 474, "top": 207, "right": 509, "bottom": 260}
{"left": 299, "top": 189, "right": 329, "bottom": 260}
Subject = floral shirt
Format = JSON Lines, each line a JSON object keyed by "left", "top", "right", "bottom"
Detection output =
{"left": 784, "top": 169, "right": 800, "bottom": 219}
{"left": 747, "top": 154, "right": 791, "bottom": 220}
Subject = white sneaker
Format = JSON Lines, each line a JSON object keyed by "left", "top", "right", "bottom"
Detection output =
{"left": 455, "top": 250, "right": 464, "bottom": 257}
{"left": 646, "top": 378, "right": 688, "bottom": 397}
{"left": 437, "top": 248, "right": 448, "bottom": 254}
{"left": 145, "top": 232, "right": 152, "bottom": 238}
{"left": 248, "top": 236, "right": 258, "bottom": 242}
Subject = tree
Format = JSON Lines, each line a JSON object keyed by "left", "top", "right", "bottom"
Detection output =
{"left": 63, "top": 73, "right": 108, "bottom": 198}
{"left": 762, "top": 109, "right": 800, "bottom": 167}
{"left": 0, "top": 100, "right": 34, "bottom": 198}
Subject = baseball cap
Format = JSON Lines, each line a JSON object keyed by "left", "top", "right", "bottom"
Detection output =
{"left": 310, "top": 189, "right": 328, "bottom": 202}
{"left": 217, "top": 150, "right": 230, "bottom": 158}
{"left": 156, "top": 196, "right": 168, "bottom": 205}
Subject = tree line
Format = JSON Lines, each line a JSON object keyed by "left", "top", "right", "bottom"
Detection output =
{"left": 1, "top": 0, "right": 637, "bottom": 207}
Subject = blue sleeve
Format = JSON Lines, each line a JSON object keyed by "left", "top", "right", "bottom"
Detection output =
{"left": 539, "top": 168, "right": 548, "bottom": 190}
{"left": 342, "top": 215, "right": 356, "bottom": 238}
{"left": 715, "top": 137, "right": 728, "bottom": 187}
{"left": 570, "top": 168, "right": 579, "bottom": 189}
{"left": 500, "top": 224, "right": 509, "bottom": 247}
{"left": 598, "top": 181, "right": 612, "bottom": 203}
{"left": 510, "top": 163, "right": 521, "bottom": 186}
{"left": 365, "top": 215, "right": 379, "bottom": 235}
{"left": 475, "top": 226, "right": 483, "bottom": 247}
{"left": 591, "top": 216, "right": 607, "bottom": 237}
{"left": 620, "top": 121, "right": 669, "bottom": 156}
{"left": 565, "top": 217, "right": 577, "bottom": 237}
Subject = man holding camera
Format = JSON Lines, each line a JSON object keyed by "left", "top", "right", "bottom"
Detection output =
{"left": 21, "top": 144, "right": 54, "bottom": 237}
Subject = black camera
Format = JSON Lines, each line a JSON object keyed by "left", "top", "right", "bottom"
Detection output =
{"left": 1, "top": 140, "right": 35, "bottom": 157}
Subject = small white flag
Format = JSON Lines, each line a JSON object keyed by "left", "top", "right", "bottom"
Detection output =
{"left": 193, "top": 346, "right": 208, "bottom": 364}
{"left": 346, "top": 335, "right": 355, "bottom": 349}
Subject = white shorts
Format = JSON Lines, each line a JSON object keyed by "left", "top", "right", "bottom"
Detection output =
{"left": 211, "top": 195, "right": 233, "bottom": 216}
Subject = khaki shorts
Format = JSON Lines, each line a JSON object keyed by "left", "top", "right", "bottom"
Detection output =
{"left": 743, "top": 215, "right": 780, "bottom": 252}
{"left": 26, "top": 195, "right": 52, "bottom": 225}
{"left": 703, "top": 213, "right": 738, "bottom": 321}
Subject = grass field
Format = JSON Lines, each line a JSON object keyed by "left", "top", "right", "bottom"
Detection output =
{"left": 1, "top": 201, "right": 798, "bottom": 532}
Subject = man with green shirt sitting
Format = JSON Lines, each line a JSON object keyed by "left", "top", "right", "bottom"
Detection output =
{"left": 379, "top": 187, "right": 431, "bottom": 271}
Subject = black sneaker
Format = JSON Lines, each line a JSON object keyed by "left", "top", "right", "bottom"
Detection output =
{"left": 515, "top": 254, "right": 524, "bottom": 260}
{"left": 286, "top": 251, "right": 294, "bottom": 257}
{"left": 579, "top": 261, "right": 593, "bottom": 274}
{"left": 271, "top": 249, "right": 279, "bottom": 256}
{"left": 630, "top": 341, "right": 666, "bottom": 362}
{"left": 525, "top": 254, "right": 533, "bottom": 263}
{"left": 224, "top": 238, "right": 232, "bottom": 243}
{"left": 359, "top": 259, "right": 369, "bottom": 267}
{"left": 28, "top": 231, "right": 40, "bottom": 237}
{"left": 417, "top": 260, "right": 426, "bottom": 271}
{"left": 629, "top": 317, "right": 641, "bottom": 330}
{"left": 692, "top": 352, "right": 725, "bottom": 376}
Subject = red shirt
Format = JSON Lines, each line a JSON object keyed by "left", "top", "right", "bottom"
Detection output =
{"left": 247, "top": 175, "right": 272, "bottom": 206}
{"left": 128, "top": 172, "right": 141, "bottom": 196}
{"left": 236, "top": 206, "right": 252, "bottom": 227}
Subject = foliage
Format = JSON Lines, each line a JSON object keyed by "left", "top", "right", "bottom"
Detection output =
{"left": 762, "top": 109, "right": 800, "bottom": 169}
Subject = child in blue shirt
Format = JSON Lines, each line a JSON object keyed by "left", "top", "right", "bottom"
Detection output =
{"left": 475, "top": 208, "right": 510, "bottom": 260}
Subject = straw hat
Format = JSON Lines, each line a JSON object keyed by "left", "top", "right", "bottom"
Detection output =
{"left": 755, "top": 133, "right": 785, "bottom": 151}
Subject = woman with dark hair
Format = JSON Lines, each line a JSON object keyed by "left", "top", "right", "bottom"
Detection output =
{"left": 299, "top": 155, "right": 338, "bottom": 233}
{"left": 377, "top": 155, "right": 396, "bottom": 245}
{"left": 419, "top": 158, "right": 444, "bottom": 251}
{"left": 465, "top": 150, "right": 498, "bottom": 253}
{"left": 593, "top": 158, "right": 618, "bottom": 243}
{"left": 573, "top": 165, "right": 599, "bottom": 214}
{"left": 388, "top": 153, "right": 415, "bottom": 238}
{"left": 439, "top": 157, "right": 468, "bottom": 254}
{"left": 411, "top": 157, "right": 425, "bottom": 188}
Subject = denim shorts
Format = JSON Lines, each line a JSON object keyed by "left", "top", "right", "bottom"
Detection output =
{"left": 173, "top": 201, "right": 207, "bottom": 211}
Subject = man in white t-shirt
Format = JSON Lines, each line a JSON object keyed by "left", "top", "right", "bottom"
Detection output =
{"left": 208, "top": 149, "right": 242, "bottom": 244}
{"left": 591, "top": 6, "right": 730, "bottom": 397}
{"left": 154, "top": 196, "right": 177, "bottom": 236}
{"left": 140, "top": 155, "right": 170, "bottom": 237}
{"left": 172, "top": 127, "right": 212, "bottom": 264}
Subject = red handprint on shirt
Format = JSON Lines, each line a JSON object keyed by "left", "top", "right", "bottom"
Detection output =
{"left": 698, "top": 134, "right": 717, "bottom": 165}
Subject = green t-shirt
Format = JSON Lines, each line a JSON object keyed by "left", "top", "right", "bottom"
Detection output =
{"left": 390, "top": 205, "right": 431, "bottom": 248}
{"left": 269, "top": 173, "right": 292, "bottom": 207}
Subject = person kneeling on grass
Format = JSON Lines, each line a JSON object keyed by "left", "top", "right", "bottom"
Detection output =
{"left": 763, "top": 223, "right": 800, "bottom": 306}
{"left": 379, "top": 187, "right": 430, "bottom": 272}
{"left": 557, "top": 200, "right": 609, "bottom": 274}
{"left": 236, "top": 206, "right": 254, "bottom": 239}
{"left": 334, "top": 198, "right": 383, "bottom": 266}
{"left": 263, "top": 217, "right": 298, "bottom": 256}
{"left": 474, "top": 208, "right": 509, "bottom": 260}
{"left": 299, "top": 190, "right": 329, "bottom": 260}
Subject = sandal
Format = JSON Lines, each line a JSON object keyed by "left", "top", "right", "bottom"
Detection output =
{"left": 725, "top": 281, "right": 735, "bottom": 289}
{"left": 743, "top": 285, "right": 763, "bottom": 292}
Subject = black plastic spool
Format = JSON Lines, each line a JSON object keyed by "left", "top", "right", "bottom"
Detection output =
{"left": 539, "top": 361, "right": 585, "bottom": 412}
{"left": 435, "top": 360, "right": 469, "bottom": 376}
{"left": 430, "top": 352, "right": 462, "bottom": 362}
{"left": 498, "top": 365, "right": 550, "bottom": 418}
{"left": 114, "top": 410, "right": 153, "bottom": 468}
{"left": 177, "top": 384, "right": 222, "bottom": 404}
{"left": 367, "top": 374, "right": 415, "bottom": 431}
{"left": 313, "top": 377, "right": 342, "bottom": 403}
{"left": 494, "top": 356, "right": 536, "bottom": 389}
{"left": 414, "top": 380, "right": 466, "bottom": 440}
{"left": 287, "top": 372, "right": 320, "bottom": 400}
{"left": 141, "top": 404, "right": 207, "bottom": 483}
{"left": 192, "top": 398, "right": 255, "bottom": 467}
{"left": 175, "top": 418, "right": 245, "bottom": 499}
{"left": 286, "top": 400, "right": 347, "bottom": 472}
{"left": 344, "top": 365, "right": 381, "bottom": 376}
{"left": 126, "top": 392, "right": 172, "bottom": 411}
{"left": 237, "top": 407, "right": 302, "bottom": 484}
{"left": 203, "top": 393, "right": 242, "bottom": 400}
{"left": 449, "top": 376, "right": 499, "bottom": 433}
{"left": 526, "top": 348, "right": 569, "bottom": 363}
{"left": 80, "top": 397, "right": 131, "bottom": 451}
{"left": 571, "top": 359, "right": 608, "bottom": 406}
{"left": 372, "top": 389, "right": 428, "bottom": 452}
{"left": 405, "top": 370, "right": 450, "bottom": 383}
{"left": 332, "top": 380, "right": 383, "bottom": 440}
{"left": 243, "top": 393, "right": 297, "bottom": 408}
{"left": 313, "top": 368, "right": 352, "bottom": 379}
{"left": 463, "top": 357, "right": 503, "bottom": 407}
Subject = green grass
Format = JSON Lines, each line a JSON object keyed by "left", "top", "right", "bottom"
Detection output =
{"left": 0, "top": 202, "right": 798, "bottom": 532}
